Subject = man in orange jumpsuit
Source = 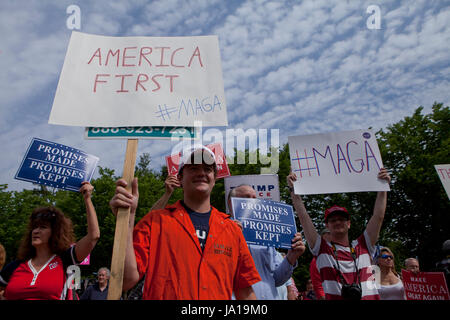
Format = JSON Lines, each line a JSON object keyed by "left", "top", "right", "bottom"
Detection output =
{"left": 110, "top": 146, "right": 261, "bottom": 299}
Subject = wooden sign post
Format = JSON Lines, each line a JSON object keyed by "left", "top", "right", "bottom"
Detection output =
{"left": 107, "top": 139, "right": 138, "bottom": 300}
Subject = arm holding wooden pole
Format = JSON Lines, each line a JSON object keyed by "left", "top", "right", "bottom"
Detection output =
{"left": 107, "top": 139, "right": 139, "bottom": 300}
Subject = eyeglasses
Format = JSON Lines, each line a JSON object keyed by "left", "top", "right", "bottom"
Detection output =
{"left": 380, "top": 254, "right": 393, "bottom": 260}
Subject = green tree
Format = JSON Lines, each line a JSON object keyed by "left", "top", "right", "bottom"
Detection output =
{"left": 376, "top": 102, "right": 450, "bottom": 270}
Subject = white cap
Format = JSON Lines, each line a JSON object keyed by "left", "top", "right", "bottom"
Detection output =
{"left": 178, "top": 145, "right": 216, "bottom": 173}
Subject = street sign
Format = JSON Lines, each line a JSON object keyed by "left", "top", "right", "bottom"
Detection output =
{"left": 85, "top": 126, "right": 198, "bottom": 139}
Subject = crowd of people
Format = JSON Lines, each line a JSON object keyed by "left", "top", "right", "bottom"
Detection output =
{"left": 0, "top": 145, "right": 448, "bottom": 300}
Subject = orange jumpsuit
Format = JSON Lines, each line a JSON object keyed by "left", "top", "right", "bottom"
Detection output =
{"left": 133, "top": 200, "right": 261, "bottom": 299}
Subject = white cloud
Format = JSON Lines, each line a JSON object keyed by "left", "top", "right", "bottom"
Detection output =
{"left": 1, "top": 0, "right": 449, "bottom": 191}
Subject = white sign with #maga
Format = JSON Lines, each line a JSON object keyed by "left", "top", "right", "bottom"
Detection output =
{"left": 49, "top": 31, "right": 228, "bottom": 127}
{"left": 288, "top": 129, "right": 390, "bottom": 195}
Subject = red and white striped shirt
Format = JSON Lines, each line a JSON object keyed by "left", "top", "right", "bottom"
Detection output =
{"left": 310, "top": 230, "right": 379, "bottom": 300}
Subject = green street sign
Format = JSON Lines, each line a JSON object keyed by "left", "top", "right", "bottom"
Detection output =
{"left": 85, "top": 126, "right": 198, "bottom": 140}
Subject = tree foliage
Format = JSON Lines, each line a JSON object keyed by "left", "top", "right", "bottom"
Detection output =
{"left": 376, "top": 102, "right": 450, "bottom": 270}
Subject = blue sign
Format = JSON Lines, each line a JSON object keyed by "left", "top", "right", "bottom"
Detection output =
{"left": 15, "top": 138, "right": 99, "bottom": 192}
{"left": 231, "top": 198, "right": 297, "bottom": 249}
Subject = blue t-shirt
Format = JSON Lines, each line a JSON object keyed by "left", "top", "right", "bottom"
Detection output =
{"left": 79, "top": 282, "right": 109, "bottom": 300}
{"left": 181, "top": 201, "right": 211, "bottom": 250}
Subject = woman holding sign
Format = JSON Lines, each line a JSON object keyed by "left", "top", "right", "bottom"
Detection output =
{"left": 0, "top": 182, "right": 100, "bottom": 300}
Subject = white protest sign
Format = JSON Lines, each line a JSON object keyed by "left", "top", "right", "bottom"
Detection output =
{"left": 49, "top": 31, "right": 228, "bottom": 127}
{"left": 435, "top": 164, "right": 450, "bottom": 200}
{"left": 288, "top": 129, "right": 390, "bottom": 195}
{"left": 224, "top": 174, "right": 280, "bottom": 214}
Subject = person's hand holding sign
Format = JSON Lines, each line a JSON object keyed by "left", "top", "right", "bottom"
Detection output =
{"left": 286, "top": 232, "right": 306, "bottom": 265}
{"left": 110, "top": 178, "right": 139, "bottom": 218}
{"left": 80, "top": 181, "right": 94, "bottom": 200}
{"left": 286, "top": 171, "right": 296, "bottom": 190}
{"left": 165, "top": 175, "right": 181, "bottom": 194}
{"left": 109, "top": 177, "right": 141, "bottom": 292}
{"left": 377, "top": 167, "right": 391, "bottom": 184}
{"left": 149, "top": 175, "right": 181, "bottom": 211}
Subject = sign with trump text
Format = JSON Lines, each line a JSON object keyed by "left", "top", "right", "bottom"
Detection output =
{"left": 231, "top": 198, "right": 296, "bottom": 249}
{"left": 15, "top": 138, "right": 99, "bottom": 192}
{"left": 288, "top": 129, "right": 390, "bottom": 195}
{"left": 49, "top": 31, "right": 228, "bottom": 127}
{"left": 224, "top": 174, "right": 280, "bottom": 214}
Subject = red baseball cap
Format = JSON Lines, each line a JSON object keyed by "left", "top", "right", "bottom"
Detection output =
{"left": 324, "top": 205, "right": 350, "bottom": 222}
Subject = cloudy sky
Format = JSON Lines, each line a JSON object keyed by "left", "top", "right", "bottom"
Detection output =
{"left": 1, "top": 0, "right": 449, "bottom": 191}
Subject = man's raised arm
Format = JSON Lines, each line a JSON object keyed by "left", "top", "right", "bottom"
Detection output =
{"left": 287, "top": 171, "right": 320, "bottom": 250}
{"left": 365, "top": 168, "right": 391, "bottom": 246}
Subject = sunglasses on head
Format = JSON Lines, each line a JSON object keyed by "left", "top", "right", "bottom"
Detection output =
{"left": 380, "top": 254, "right": 393, "bottom": 260}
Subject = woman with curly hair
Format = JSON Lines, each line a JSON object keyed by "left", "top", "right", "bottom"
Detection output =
{"left": 376, "top": 246, "right": 405, "bottom": 300}
{"left": 0, "top": 182, "right": 100, "bottom": 300}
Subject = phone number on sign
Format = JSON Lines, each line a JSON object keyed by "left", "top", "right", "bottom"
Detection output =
{"left": 86, "top": 126, "right": 195, "bottom": 139}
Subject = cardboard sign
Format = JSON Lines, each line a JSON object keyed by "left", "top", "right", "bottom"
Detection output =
{"left": 288, "top": 129, "right": 390, "bottom": 195}
{"left": 15, "top": 138, "right": 99, "bottom": 192}
{"left": 435, "top": 164, "right": 450, "bottom": 200}
{"left": 231, "top": 198, "right": 297, "bottom": 249}
{"left": 224, "top": 174, "right": 280, "bottom": 214}
{"left": 402, "top": 270, "right": 450, "bottom": 300}
{"left": 49, "top": 31, "right": 228, "bottom": 127}
{"left": 165, "top": 143, "right": 230, "bottom": 179}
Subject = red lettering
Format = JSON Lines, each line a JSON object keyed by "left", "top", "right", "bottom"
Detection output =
{"left": 122, "top": 47, "right": 137, "bottom": 67}
{"left": 156, "top": 47, "right": 170, "bottom": 67}
{"left": 88, "top": 48, "right": 102, "bottom": 65}
{"left": 171, "top": 47, "right": 184, "bottom": 67}
{"left": 165, "top": 75, "right": 179, "bottom": 92}
{"left": 437, "top": 168, "right": 450, "bottom": 179}
{"left": 93, "top": 74, "right": 110, "bottom": 92}
{"left": 139, "top": 47, "right": 152, "bottom": 67}
{"left": 115, "top": 74, "right": 132, "bottom": 93}
{"left": 105, "top": 49, "right": 120, "bottom": 67}
{"left": 151, "top": 74, "right": 164, "bottom": 92}
{"left": 136, "top": 74, "right": 149, "bottom": 91}
{"left": 188, "top": 46, "right": 203, "bottom": 67}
